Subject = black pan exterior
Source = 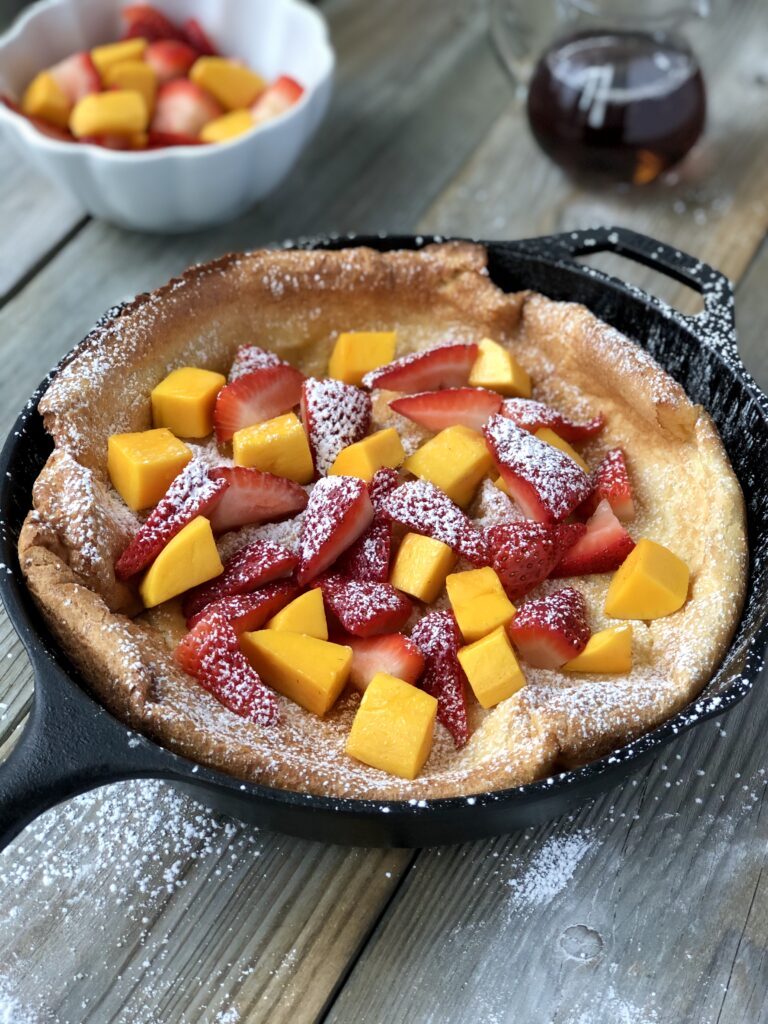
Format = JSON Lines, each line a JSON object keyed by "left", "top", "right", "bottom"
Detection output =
{"left": 0, "top": 227, "right": 766, "bottom": 849}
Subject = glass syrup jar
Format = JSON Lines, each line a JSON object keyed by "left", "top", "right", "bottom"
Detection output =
{"left": 490, "top": 0, "right": 712, "bottom": 184}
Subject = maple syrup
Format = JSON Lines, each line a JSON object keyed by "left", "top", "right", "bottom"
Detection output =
{"left": 526, "top": 29, "right": 706, "bottom": 184}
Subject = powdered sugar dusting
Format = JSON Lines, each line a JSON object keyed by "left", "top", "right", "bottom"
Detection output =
{"left": 228, "top": 345, "right": 281, "bottom": 381}
{"left": 485, "top": 415, "right": 592, "bottom": 522}
{"left": 301, "top": 377, "right": 371, "bottom": 475}
{"left": 183, "top": 540, "right": 296, "bottom": 618}
{"left": 411, "top": 610, "right": 469, "bottom": 746}
{"left": 505, "top": 829, "right": 595, "bottom": 916}
{"left": 321, "top": 575, "right": 411, "bottom": 635}
{"left": 384, "top": 479, "right": 488, "bottom": 565}
{"left": 298, "top": 476, "right": 372, "bottom": 581}
{"left": 115, "top": 459, "right": 227, "bottom": 578}
{"left": 0, "top": 980, "right": 39, "bottom": 1024}
{"left": 217, "top": 508, "right": 307, "bottom": 562}
{"left": 501, "top": 397, "right": 603, "bottom": 439}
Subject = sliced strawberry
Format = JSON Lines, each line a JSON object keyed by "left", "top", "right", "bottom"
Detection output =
{"left": 297, "top": 477, "right": 373, "bottom": 585}
{"left": 207, "top": 466, "right": 307, "bottom": 534}
{"left": 579, "top": 448, "right": 635, "bottom": 520}
{"left": 228, "top": 345, "right": 282, "bottom": 382}
{"left": 484, "top": 415, "right": 592, "bottom": 525}
{"left": 383, "top": 480, "right": 488, "bottom": 566}
{"left": 150, "top": 80, "right": 223, "bottom": 137}
{"left": 390, "top": 387, "right": 501, "bottom": 432}
{"left": 335, "top": 467, "right": 399, "bottom": 582}
{"left": 368, "top": 466, "right": 401, "bottom": 511}
{"left": 335, "top": 518, "right": 390, "bottom": 582}
{"left": 122, "top": 4, "right": 186, "bottom": 42}
{"left": 114, "top": 462, "right": 228, "bottom": 580}
{"left": 508, "top": 587, "right": 590, "bottom": 669}
{"left": 146, "top": 130, "right": 205, "bottom": 148}
{"left": 300, "top": 377, "right": 371, "bottom": 476}
{"left": 182, "top": 540, "right": 297, "bottom": 619}
{"left": 145, "top": 40, "right": 198, "bottom": 84}
{"left": 487, "top": 521, "right": 586, "bottom": 600}
{"left": 213, "top": 364, "right": 304, "bottom": 443}
{"left": 182, "top": 17, "right": 219, "bottom": 56}
{"left": 410, "top": 610, "right": 469, "bottom": 748}
{"left": 317, "top": 575, "right": 412, "bottom": 638}
{"left": 552, "top": 500, "right": 635, "bottom": 577}
{"left": 500, "top": 398, "right": 605, "bottom": 441}
{"left": 186, "top": 580, "right": 298, "bottom": 631}
{"left": 362, "top": 342, "right": 479, "bottom": 393}
{"left": 49, "top": 52, "right": 100, "bottom": 104}
{"left": 175, "top": 612, "right": 278, "bottom": 725}
{"left": 250, "top": 75, "right": 303, "bottom": 126}
{"left": 346, "top": 632, "right": 425, "bottom": 692}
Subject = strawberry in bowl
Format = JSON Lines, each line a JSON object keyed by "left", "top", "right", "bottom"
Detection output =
{"left": 0, "top": 0, "right": 334, "bottom": 230}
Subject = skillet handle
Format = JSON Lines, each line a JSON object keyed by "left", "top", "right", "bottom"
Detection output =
{"left": 511, "top": 225, "right": 738, "bottom": 355}
{"left": 0, "top": 655, "right": 176, "bottom": 851}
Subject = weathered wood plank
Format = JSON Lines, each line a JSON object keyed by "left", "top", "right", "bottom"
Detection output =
{"left": 0, "top": 779, "right": 414, "bottom": 1023}
{"left": 325, "top": 694, "right": 768, "bottom": 1024}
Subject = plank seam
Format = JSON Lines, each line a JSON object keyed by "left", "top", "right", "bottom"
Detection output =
{"left": 313, "top": 848, "right": 421, "bottom": 1024}
{"left": 0, "top": 216, "right": 89, "bottom": 309}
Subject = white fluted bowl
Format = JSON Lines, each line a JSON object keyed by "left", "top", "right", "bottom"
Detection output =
{"left": 0, "top": 0, "right": 334, "bottom": 231}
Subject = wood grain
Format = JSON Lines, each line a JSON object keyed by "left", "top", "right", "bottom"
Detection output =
{"left": 0, "top": 0, "right": 766, "bottom": 1020}
{"left": 325, "top": 694, "right": 768, "bottom": 1024}
{"left": 0, "top": 780, "right": 413, "bottom": 1023}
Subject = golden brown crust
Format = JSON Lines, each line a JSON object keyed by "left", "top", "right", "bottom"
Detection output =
{"left": 18, "top": 243, "right": 748, "bottom": 800}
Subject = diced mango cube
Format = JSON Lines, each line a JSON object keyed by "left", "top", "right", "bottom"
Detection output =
{"left": 70, "top": 90, "right": 148, "bottom": 137}
{"left": 345, "top": 672, "right": 437, "bottom": 779}
{"left": 108, "top": 428, "right": 191, "bottom": 511}
{"left": 404, "top": 425, "right": 492, "bottom": 508}
{"left": 458, "top": 625, "right": 526, "bottom": 708}
{"left": 103, "top": 60, "right": 157, "bottom": 114}
{"left": 605, "top": 539, "right": 690, "bottom": 620}
{"left": 232, "top": 412, "right": 314, "bottom": 483}
{"left": 535, "top": 427, "right": 589, "bottom": 473}
{"left": 446, "top": 566, "right": 516, "bottom": 642}
{"left": 328, "top": 428, "right": 405, "bottom": 483}
{"left": 190, "top": 57, "right": 265, "bottom": 110}
{"left": 328, "top": 331, "right": 397, "bottom": 386}
{"left": 91, "top": 38, "right": 147, "bottom": 76}
{"left": 139, "top": 516, "right": 223, "bottom": 608}
{"left": 199, "top": 108, "right": 254, "bottom": 143}
{"left": 266, "top": 589, "right": 328, "bottom": 640}
{"left": 563, "top": 624, "right": 633, "bottom": 673}
{"left": 151, "top": 367, "right": 226, "bottom": 439}
{"left": 390, "top": 532, "right": 456, "bottom": 603}
{"left": 468, "top": 337, "right": 531, "bottom": 397}
{"left": 22, "top": 71, "right": 71, "bottom": 129}
{"left": 240, "top": 630, "right": 351, "bottom": 716}
{"left": 494, "top": 474, "right": 510, "bottom": 496}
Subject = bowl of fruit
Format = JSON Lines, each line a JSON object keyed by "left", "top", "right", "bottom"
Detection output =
{"left": 0, "top": 0, "right": 335, "bottom": 231}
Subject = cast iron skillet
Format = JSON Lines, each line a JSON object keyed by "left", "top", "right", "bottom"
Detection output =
{"left": 0, "top": 227, "right": 766, "bottom": 850}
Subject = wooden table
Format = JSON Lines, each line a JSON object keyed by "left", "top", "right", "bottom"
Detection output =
{"left": 1, "top": 2, "right": 767, "bottom": 1021}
